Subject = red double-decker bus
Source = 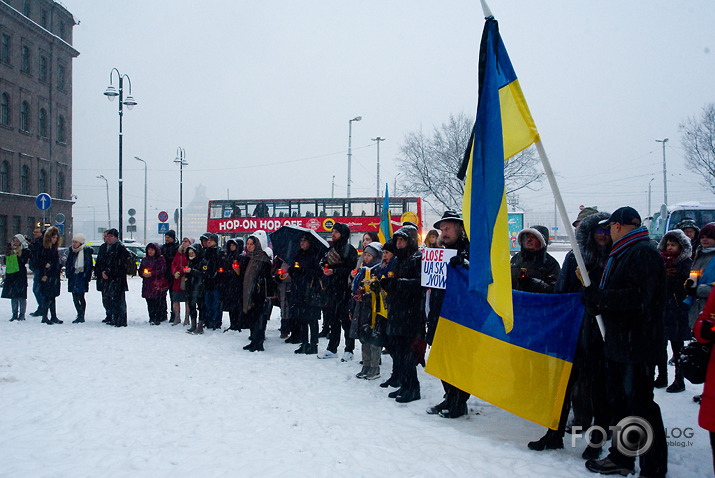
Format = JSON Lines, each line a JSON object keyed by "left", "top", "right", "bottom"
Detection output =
{"left": 206, "top": 197, "right": 423, "bottom": 247}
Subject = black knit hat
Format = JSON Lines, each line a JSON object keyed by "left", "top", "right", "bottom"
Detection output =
{"left": 700, "top": 222, "right": 715, "bottom": 240}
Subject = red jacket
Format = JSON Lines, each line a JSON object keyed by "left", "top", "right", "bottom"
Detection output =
{"left": 694, "top": 288, "right": 715, "bottom": 432}
{"left": 171, "top": 251, "right": 188, "bottom": 292}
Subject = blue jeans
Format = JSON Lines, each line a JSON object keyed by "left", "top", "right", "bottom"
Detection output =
{"left": 32, "top": 273, "right": 43, "bottom": 312}
{"left": 204, "top": 289, "right": 221, "bottom": 329}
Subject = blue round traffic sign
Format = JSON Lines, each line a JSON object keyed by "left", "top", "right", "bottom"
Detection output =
{"left": 36, "top": 193, "right": 52, "bottom": 211}
{"left": 158, "top": 210, "right": 169, "bottom": 222}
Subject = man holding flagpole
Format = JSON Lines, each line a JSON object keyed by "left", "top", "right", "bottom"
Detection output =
{"left": 582, "top": 206, "right": 667, "bottom": 478}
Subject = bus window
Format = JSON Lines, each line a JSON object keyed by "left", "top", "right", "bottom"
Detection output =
{"left": 210, "top": 205, "right": 223, "bottom": 219}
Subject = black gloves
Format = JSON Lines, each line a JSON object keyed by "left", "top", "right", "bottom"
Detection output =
{"left": 685, "top": 278, "right": 697, "bottom": 296}
{"left": 701, "top": 319, "right": 715, "bottom": 342}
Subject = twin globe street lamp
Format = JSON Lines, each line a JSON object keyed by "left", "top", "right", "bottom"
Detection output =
{"left": 103, "top": 68, "right": 137, "bottom": 241}
{"left": 174, "top": 148, "right": 188, "bottom": 241}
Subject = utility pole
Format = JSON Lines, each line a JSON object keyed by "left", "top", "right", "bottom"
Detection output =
{"left": 656, "top": 138, "right": 669, "bottom": 205}
{"left": 331, "top": 175, "right": 335, "bottom": 198}
{"left": 372, "top": 137, "right": 385, "bottom": 197}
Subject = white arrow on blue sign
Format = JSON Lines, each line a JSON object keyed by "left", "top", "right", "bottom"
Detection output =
{"left": 36, "top": 193, "right": 52, "bottom": 211}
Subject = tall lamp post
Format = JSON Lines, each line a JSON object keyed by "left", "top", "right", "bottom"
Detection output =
{"left": 656, "top": 138, "right": 669, "bottom": 205}
{"left": 134, "top": 156, "right": 147, "bottom": 244}
{"left": 347, "top": 115, "right": 362, "bottom": 199}
{"left": 97, "top": 174, "right": 110, "bottom": 229}
{"left": 648, "top": 177, "right": 655, "bottom": 218}
{"left": 371, "top": 136, "right": 385, "bottom": 197}
{"left": 103, "top": 68, "right": 137, "bottom": 241}
{"left": 174, "top": 148, "right": 187, "bottom": 240}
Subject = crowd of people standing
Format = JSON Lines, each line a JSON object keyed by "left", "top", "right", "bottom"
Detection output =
{"left": 4, "top": 206, "right": 715, "bottom": 477}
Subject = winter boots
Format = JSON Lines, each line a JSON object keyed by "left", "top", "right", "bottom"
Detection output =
{"left": 654, "top": 373, "right": 668, "bottom": 389}
{"left": 356, "top": 366, "right": 369, "bottom": 379}
{"left": 666, "top": 376, "right": 685, "bottom": 393}
{"left": 379, "top": 375, "right": 400, "bottom": 388}
{"left": 72, "top": 316, "right": 85, "bottom": 323}
{"left": 527, "top": 429, "right": 564, "bottom": 451}
{"left": 364, "top": 367, "right": 380, "bottom": 380}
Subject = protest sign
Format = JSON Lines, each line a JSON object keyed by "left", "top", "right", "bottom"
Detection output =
{"left": 421, "top": 248, "right": 457, "bottom": 289}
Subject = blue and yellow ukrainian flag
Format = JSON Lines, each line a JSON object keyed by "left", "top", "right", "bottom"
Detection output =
{"left": 426, "top": 17, "right": 581, "bottom": 430}
{"left": 378, "top": 183, "right": 393, "bottom": 243}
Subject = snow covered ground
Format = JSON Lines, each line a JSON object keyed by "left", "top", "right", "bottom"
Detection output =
{"left": 1, "top": 258, "right": 711, "bottom": 477}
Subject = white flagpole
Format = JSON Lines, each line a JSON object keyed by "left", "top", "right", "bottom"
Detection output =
{"left": 480, "top": 0, "right": 493, "bottom": 18}
{"left": 535, "top": 141, "right": 607, "bottom": 340}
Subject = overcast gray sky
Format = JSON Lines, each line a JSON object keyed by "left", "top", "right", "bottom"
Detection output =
{"left": 65, "top": 0, "right": 715, "bottom": 235}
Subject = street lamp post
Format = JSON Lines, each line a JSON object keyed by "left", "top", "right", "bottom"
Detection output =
{"left": 371, "top": 136, "right": 385, "bottom": 197}
{"left": 174, "top": 148, "right": 187, "bottom": 240}
{"left": 656, "top": 138, "right": 669, "bottom": 205}
{"left": 134, "top": 156, "right": 147, "bottom": 244}
{"left": 97, "top": 174, "right": 110, "bottom": 229}
{"left": 104, "top": 68, "right": 137, "bottom": 241}
{"left": 347, "top": 115, "right": 362, "bottom": 199}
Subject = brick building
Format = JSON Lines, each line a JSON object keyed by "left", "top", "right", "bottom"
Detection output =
{"left": 0, "top": 0, "right": 78, "bottom": 246}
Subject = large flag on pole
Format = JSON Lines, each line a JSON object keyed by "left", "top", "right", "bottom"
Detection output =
{"left": 458, "top": 16, "right": 540, "bottom": 333}
{"left": 378, "top": 183, "right": 393, "bottom": 243}
{"left": 425, "top": 15, "right": 583, "bottom": 430}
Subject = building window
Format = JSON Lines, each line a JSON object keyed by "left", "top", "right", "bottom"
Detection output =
{"left": 21, "top": 165, "right": 29, "bottom": 194}
{"left": 1, "top": 34, "right": 10, "bottom": 64}
{"left": 39, "top": 108, "right": 47, "bottom": 137}
{"left": 12, "top": 216, "right": 21, "bottom": 235}
{"left": 23, "top": 1, "right": 31, "bottom": 17}
{"left": 41, "top": 10, "right": 48, "bottom": 29}
{"left": 59, "top": 21, "right": 65, "bottom": 39}
{"left": 0, "top": 161, "right": 9, "bottom": 192}
{"left": 57, "top": 64, "right": 65, "bottom": 90}
{"left": 21, "top": 45, "right": 30, "bottom": 73}
{"left": 39, "top": 168, "right": 47, "bottom": 193}
{"left": 0, "top": 93, "right": 9, "bottom": 126}
{"left": 57, "top": 172, "right": 64, "bottom": 199}
{"left": 57, "top": 115, "right": 65, "bottom": 143}
{"left": 0, "top": 216, "right": 7, "bottom": 248}
{"left": 20, "top": 101, "right": 30, "bottom": 132}
{"left": 39, "top": 55, "right": 48, "bottom": 83}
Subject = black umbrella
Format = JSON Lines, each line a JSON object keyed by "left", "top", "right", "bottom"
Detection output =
{"left": 269, "top": 225, "right": 329, "bottom": 264}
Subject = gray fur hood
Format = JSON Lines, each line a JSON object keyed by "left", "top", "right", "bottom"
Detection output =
{"left": 575, "top": 211, "right": 611, "bottom": 269}
{"left": 658, "top": 229, "right": 693, "bottom": 264}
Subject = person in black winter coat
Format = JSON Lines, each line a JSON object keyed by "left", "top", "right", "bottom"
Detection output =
{"left": 200, "top": 233, "right": 224, "bottom": 331}
{"left": 65, "top": 233, "right": 94, "bottom": 323}
{"left": 425, "top": 211, "right": 471, "bottom": 418}
{"left": 28, "top": 226, "right": 44, "bottom": 316}
{"left": 582, "top": 207, "right": 667, "bottom": 478}
{"left": 161, "top": 230, "right": 180, "bottom": 323}
{"left": 656, "top": 229, "right": 693, "bottom": 393}
{"left": 240, "top": 233, "right": 273, "bottom": 351}
{"left": 677, "top": 218, "right": 700, "bottom": 260}
{"left": 528, "top": 211, "right": 612, "bottom": 458}
{"left": 510, "top": 226, "right": 560, "bottom": 292}
{"left": 183, "top": 244, "right": 204, "bottom": 334}
{"left": 2, "top": 234, "right": 31, "bottom": 321}
{"left": 380, "top": 225, "right": 424, "bottom": 403}
{"left": 318, "top": 222, "right": 358, "bottom": 360}
{"left": 37, "top": 226, "right": 62, "bottom": 324}
{"left": 95, "top": 228, "right": 129, "bottom": 327}
{"left": 289, "top": 232, "right": 324, "bottom": 355}
{"left": 220, "top": 238, "right": 244, "bottom": 331}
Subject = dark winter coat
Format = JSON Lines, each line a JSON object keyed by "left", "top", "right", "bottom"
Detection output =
{"left": 29, "top": 236, "right": 44, "bottom": 273}
{"left": 38, "top": 246, "right": 61, "bottom": 298}
{"left": 320, "top": 222, "right": 358, "bottom": 307}
{"left": 140, "top": 244, "right": 167, "bottom": 299}
{"left": 183, "top": 245, "right": 204, "bottom": 301}
{"left": 350, "top": 257, "right": 387, "bottom": 346}
{"left": 220, "top": 241, "right": 244, "bottom": 310}
{"left": 1, "top": 248, "right": 31, "bottom": 299}
{"left": 589, "top": 233, "right": 666, "bottom": 364}
{"left": 200, "top": 246, "right": 223, "bottom": 291}
{"left": 510, "top": 231, "right": 561, "bottom": 293}
{"left": 382, "top": 235, "right": 424, "bottom": 338}
{"left": 658, "top": 229, "right": 693, "bottom": 342}
{"left": 66, "top": 245, "right": 94, "bottom": 294}
{"left": 239, "top": 247, "right": 272, "bottom": 313}
{"left": 289, "top": 245, "right": 323, "bottom": 314}
{"left": 96, "top": 240, "right": 129, "bottom": 293}
{"left": 161, "top": 238, "right": 180, "bottom": 286}
{"left": 426, "top": 234, "right": 470, "bottom": 345}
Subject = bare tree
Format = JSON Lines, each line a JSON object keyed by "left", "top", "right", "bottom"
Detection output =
{"left": 680, "top": 103, "right": 715, "bottom": 193}
{"left": 395, "top": 112, "right": 543, "bottom": 214}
